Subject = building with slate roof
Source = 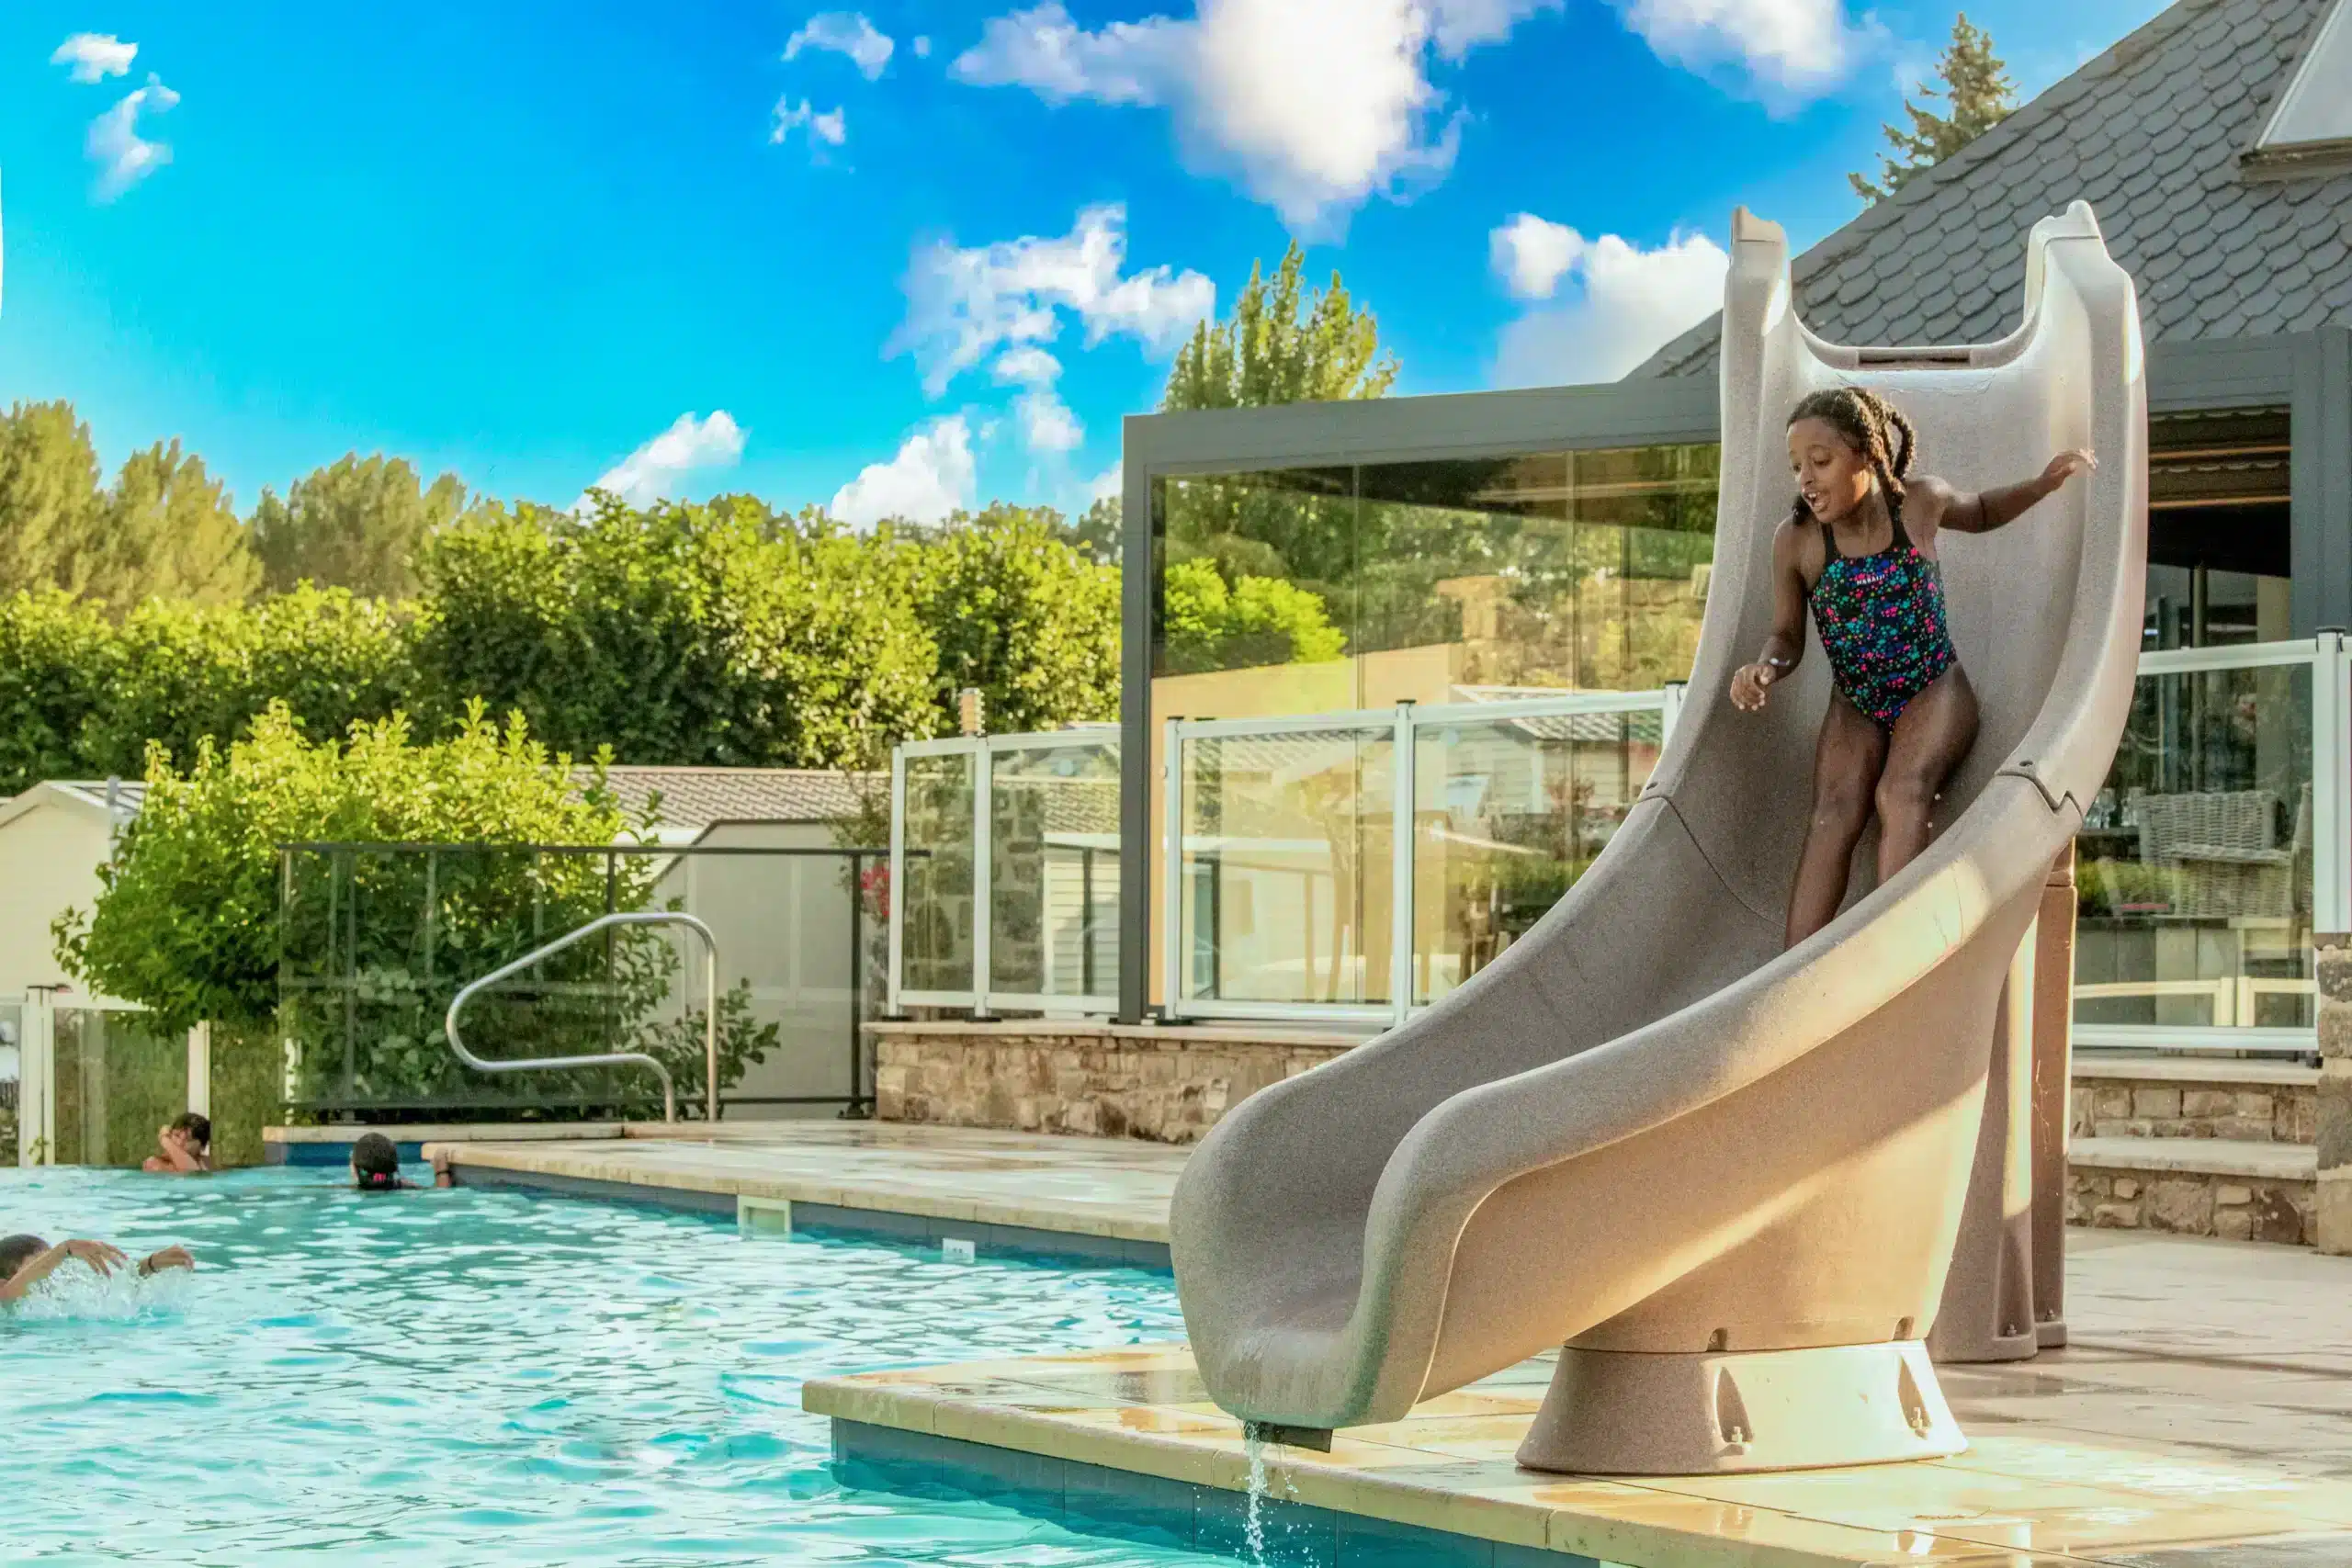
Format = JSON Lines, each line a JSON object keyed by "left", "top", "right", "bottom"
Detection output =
{"left": 1100, "top": 0, "right": 2352, "bottom": 1035}
{"left": 1635, "top": 0, "right": 2352, "bottom": 377}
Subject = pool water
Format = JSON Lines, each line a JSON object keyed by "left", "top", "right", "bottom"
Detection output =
{"left": 0, "top": 1166, "right": 1231, "bottom": 1566}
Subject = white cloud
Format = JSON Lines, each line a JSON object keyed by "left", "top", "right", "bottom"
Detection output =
{"left": 1016, "top": 388, "right": 1085, "bottom": 454}
{"left": 1424, "top": 0, "right": 1562, "bottom": 58}
{"left": 1614, "top": 0, "right": 1871, "bottom": 98}
{"left": 1492, "top": 227, "right": 1728, "bottom": 388}
{"left": 785, "top": 13, "right": 895, "bottom": 80}
{"left": 831, "top": 416, "right": 977, "bottom": 527}
{"left": 772, "top": 97, "right": 848, "bottom": 148}
{"left": 889, "top": 203, "right": 1213, "bottom": 397}
{"left": 955, "top": 0, "right": 1509, "bottom": 231}
{"left": 1489, "top": 212, "right": 1580, "bottom": 301}
{"left": 581, "top": 411, "right": 746, "bottom": 509}
{"left": 991, "top": 346, "right": 1063, "bottom": 387}
{"left": 913, "top": 35, "right": 934, "bottom": 58}
{"left": 51, "top": 32, "right": 136, "bottom": 82}
{"left": 1088, "top": 462, "right": 1123, "bottom": 504}
{"left": 87, "top": 76, "right": 179, "bottom": 201}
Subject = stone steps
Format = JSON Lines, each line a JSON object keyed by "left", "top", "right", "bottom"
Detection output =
{"left": 2066, "top": 1051, "right": 2321, "bottom": 1245}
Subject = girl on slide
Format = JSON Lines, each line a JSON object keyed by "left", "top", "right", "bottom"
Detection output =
{"left": 1729, "top": 387, "right": 2096, "bottom": 948}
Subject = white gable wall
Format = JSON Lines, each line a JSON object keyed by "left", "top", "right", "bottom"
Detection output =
{"left": 0, "top": 790, "right": 121, "bottom": 999}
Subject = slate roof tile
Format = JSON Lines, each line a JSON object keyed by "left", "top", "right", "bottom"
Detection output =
{"left": 1632, "top": 0, "right": 2352, "bottom": 378}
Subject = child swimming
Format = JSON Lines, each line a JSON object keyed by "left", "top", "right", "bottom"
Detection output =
{"left": 0, "top": 1234, "right": 195, "bottom": 1302}
{"left": 1730, "top": 386, "right": 2095, "bottom": 948}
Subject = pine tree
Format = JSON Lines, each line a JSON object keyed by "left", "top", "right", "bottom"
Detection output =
{"left": 1160, "top": 243, "right": 1396, "bottom": 412}
{"left": 1850, "top": 14, "right": 2017, "bottom": 205}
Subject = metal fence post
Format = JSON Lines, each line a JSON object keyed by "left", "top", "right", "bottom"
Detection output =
{"left": 19, "top": 990, "right": 53, "bottom": 1167}
{"left": 1391, "top": 701, "right": 1418, "bottom": 1028}
{"left": 2312, "top": 632, "right": 2351, "bottom": 937}
{"left": 888, "top": 747, "right": 906, "bottom": 1015}
{"left": 1162, "top": 717, "right": 1185, "bottom": 1022}
{"left": 972, "top": 738, "right": 995, "bottom": 1021}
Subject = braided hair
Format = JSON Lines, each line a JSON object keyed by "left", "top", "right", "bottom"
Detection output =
{"left": 1786, "top": 387, "right": 1919, "bottom": 534}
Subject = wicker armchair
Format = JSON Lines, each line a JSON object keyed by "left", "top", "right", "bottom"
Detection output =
{"left": 2134, "top": 785, "right": 2307, "bottom": 920}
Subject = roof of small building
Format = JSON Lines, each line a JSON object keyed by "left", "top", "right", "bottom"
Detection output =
{"left": 1633, "top": 0, "right": 2352, "bottom": 380}
{"left": 585, "top": 766, "right": 883, "bottom": 833}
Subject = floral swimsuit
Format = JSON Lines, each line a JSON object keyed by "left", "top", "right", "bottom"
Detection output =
{"left": 1807, "top": 511, "right": 1958, "bottom": 728}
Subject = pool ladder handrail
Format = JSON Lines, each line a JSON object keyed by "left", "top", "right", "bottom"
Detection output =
{"left": 444, "top": 911, "right": 718, "bottom": 1124}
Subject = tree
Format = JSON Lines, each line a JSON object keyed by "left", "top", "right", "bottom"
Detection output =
{"left": 1850, "top": 14, "right": 2017, "bottom": 204}
{"left": 0, "top": 401, "right": 107, "bottom": 600}
{"left": 905, "top": 504, "right": 1122, "bottom": 735}
{"left": 0, "top": 590, "right": 117, "bottom": 793}
{"left": 56, "top": 704, "right": 628, "bottom": 1035}
{"left": 1061, "top": 495, "right": 1123, "bottom": 565}
{"left": 250, "top": 453, "right": 469, "bottom": 597}
{"left": 1160, "top": 556, "right": 1345, "bottom": 674}
{"left": 1162, "top": 243, "right": 1397, "bottom": 412}
{"left": 78, "top": 587, "right": 413, "bottom": 778}
{"left": 410, "top": 495, "right": 940, "bottom": 766}
{"left": 55, "top": 703, "right": 779, "bottom": 1122}
{"left": 102, "top": 440, "right": 263, "bottom": 609}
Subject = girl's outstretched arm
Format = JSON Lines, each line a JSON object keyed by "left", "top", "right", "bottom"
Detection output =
{"left": 1926, "top": 450, "right": 2097, "bottom": 534}
{"left": 1731, "top": 521, "right": 1809, "bottom": 712}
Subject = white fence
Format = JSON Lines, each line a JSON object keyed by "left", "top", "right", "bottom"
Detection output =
{"left": 890, "top": 637, "right": 2349, "bottom": 1055}
{"left": 6, "top": 992, "right": 207, "bottom": 1168}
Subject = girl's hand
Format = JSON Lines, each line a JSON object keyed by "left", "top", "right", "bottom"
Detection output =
{"left": 2043, "top": 449, "right": 2097, "bottom": 489}
{"left": 63, "top": 1239, "right": 129, "bottom": 1276}
{"left": 1731, "top": 662, "right": 1779, "bottom": 712}
{"left": 139, "top": 1246, "right": 195, "bottom": 1276}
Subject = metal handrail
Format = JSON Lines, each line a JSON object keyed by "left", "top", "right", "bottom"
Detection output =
{"left": 444, "top": 911, "right": 718, "bottom": 1124}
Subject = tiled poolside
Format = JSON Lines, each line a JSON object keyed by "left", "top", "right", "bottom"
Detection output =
{"left": 421, "top": 1124, "right": 2352, "bottom": 1565}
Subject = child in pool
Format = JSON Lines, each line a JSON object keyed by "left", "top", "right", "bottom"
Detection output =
{"left": 0, "top": 1234, "right": 194, "bottom": 1302}
{"left": 352, "top": 1132, "right": 441, "bottom": 1190}
{"left": 1730, "top": 387, "right": 2097, "bottom": 949}
{"left": 142, "top": 1111, "right": 211, "bottom": 1175}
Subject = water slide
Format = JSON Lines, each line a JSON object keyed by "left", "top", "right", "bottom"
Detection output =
{"left": 1170, "top": 203, "right": 2147, "bottom": 1474}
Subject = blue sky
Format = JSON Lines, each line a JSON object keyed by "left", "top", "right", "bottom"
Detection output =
{"left": 0, "top": 0, "right": 2170, "bottom": 525}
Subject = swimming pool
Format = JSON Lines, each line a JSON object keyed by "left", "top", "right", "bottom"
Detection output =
{"left": 0, "top": 1165, "right": 1231, "bottom": 1565}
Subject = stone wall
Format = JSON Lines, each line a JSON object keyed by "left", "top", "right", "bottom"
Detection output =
{"left": 2069, "top": 1079, "right": 2315, "bottom": 1143}
{"left": 871, "top": 1022, "right": 1357, "bottom": 1144}
{"left": 2318, "top": 934, "right": 2351, "bottom": 1254}
{"left": 2069, "top": 1167, "right": 2314, "bottom": 1246}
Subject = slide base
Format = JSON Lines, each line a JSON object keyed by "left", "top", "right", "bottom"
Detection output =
{"left": 1516, "top": 1342, "right": 1967, "bottom": 1475}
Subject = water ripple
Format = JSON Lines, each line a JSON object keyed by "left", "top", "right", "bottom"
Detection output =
{"left": 0, "top": 1165, "right": 1219, "bottom": 1566}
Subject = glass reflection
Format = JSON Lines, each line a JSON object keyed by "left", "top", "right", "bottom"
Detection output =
{"left": 2074, "top": 660, "right": 2312, "bottom": 1030}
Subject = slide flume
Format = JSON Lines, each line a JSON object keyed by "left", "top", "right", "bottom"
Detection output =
{"left": 1170, "top": 203, "right": 2147, "bottom": 1475}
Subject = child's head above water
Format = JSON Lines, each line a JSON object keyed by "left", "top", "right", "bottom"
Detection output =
{"left": 0, "top": 1234, "right": 47, "bottom": 1283}
{"left": 170, "top": 1111, "right": 211, "bottom": 1156}
{"left": 351, "top": 1133, "right": 402, "bottom": 1190}
{"left": 1786, "top": 387, "right": 1917, "bottom": 528}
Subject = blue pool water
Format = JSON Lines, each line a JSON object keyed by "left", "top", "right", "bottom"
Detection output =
{"left": 0, "top": 1166, "right": 1230, "bottom": 1566}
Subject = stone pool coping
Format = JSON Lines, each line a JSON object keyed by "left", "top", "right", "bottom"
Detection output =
{"left": 806, "top": 1344, "right": 2352, "bottom": 1567}
{"left": 420, "top": 1123, "right": 1181, "bottom": 1269}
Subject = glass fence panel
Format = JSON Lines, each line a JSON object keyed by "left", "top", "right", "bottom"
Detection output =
{"left": 1413, "top": 705, "right": 1665, "bottom": 1005}
{"left": 901, "top": 753, "right": 977, "bottom": 995}
{"left": 51, "top": 1008, "right": 186, "bottom": 1168}
{"left": 2074, "top": 659, "right": 2314, "bottom": 1032}
{"left": 279, "top": 844, "right": 880, "bottom": 1120}
{"left": 1179, "top": 727, "right": 1396, "bottom": 1006}
{"left": 989, "top": 742, "right": 1121, "bottom": 998}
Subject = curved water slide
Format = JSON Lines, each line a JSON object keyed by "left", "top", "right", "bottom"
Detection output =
{"left": 1170, "top": 203, "right": 2147, "bottom": 1474}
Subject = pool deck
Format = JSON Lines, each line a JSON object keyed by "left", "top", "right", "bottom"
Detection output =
{"left": 426, "top": 1123, "right": 2352, "bottom": 1565}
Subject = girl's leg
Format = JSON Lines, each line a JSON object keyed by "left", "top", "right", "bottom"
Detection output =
{"left": 1876, "top": 666, "right": 1981, "bottom": 878}
{"left": 1786, "top": 692, "right": 1889, "bottom": 947}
